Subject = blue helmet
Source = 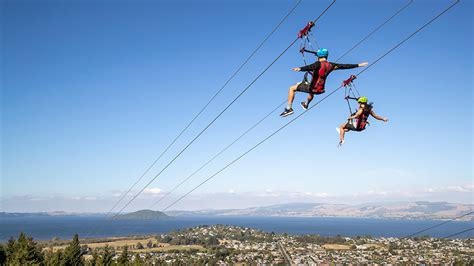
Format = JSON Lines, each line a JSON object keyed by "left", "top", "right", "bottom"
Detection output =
{"left": 316, "top": 48, "right": 329, "bottom": 58}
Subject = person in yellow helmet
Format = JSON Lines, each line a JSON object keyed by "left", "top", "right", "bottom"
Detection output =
{"left": 337, "top": 96, "right": 388, "bottom": 146}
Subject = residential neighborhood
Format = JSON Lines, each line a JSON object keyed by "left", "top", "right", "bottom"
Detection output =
{"left": 3, "top": 224, "right": 473, "bottom": 265}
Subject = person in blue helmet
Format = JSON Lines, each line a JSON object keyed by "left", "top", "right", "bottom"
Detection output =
{"left": 280, "top": 48, "right": 368, "bottom": 117}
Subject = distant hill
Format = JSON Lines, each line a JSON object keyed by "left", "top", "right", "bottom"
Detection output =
{"left": 0, "top": 211, "right": 106, "bottom": 218}
{"left": 167, "top": 201, "right": 474, "bottom": 221}
{"left": 0, "top": 212, "right": 51, "bottom": 218}
{"left": 113, "top": 209, "right": 169, "bottom": 220}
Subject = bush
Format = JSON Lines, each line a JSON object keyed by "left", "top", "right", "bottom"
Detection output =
{"left": 136, "top": 242, "right": 144, "bottom": 249}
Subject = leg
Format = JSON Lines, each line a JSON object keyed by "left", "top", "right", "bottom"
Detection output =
{"left": 301, "top": 93, "right": 313, "bottom": 110}
{"left": 306, "top": 93, "right": 314, "bottom": 105}
{"left": 280, "top": 83, "right": 299, "bottom": 117}
{"left": 287, "top": 84, "right": 298, "bottom": 109}
{"left": 339, "top": 122, "right": 349, "bottom": 143}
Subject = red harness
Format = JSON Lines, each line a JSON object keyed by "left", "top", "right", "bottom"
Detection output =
{"left": 310, "top": 61, "right": 334, "bottom": 94}
{"left": 356, "top": 106, "right": 372, "bottom": 130}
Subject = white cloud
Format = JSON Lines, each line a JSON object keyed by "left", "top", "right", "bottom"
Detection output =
{"left": 84, "top": 197, "right": 98, "bottom": 200}
{"left": 423, "top": 184, "right": 473, "bottom": 193}
{"left": 315, "top": 192, "right": 329, "bottom": 198}
{"left": 2, "top": 183, "right": 472, "bottom": 212}
{"left": 143, "top": 188, "right": 162, "bottom": 194}
{"left": 365, "top": 190, "right": 390, "bottom": 196}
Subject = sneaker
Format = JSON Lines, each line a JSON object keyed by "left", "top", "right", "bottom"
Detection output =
{"left": 335, "top": 127, "right": 340, "bottom": 134}
{"left": 301, "top": 101, "right": 308, "bottom": 110}
{"left": 338, "top": 139, "right": 345, "bottom": 147}
{"left": 280, "top": 108, "right": 294, "bottom": 117}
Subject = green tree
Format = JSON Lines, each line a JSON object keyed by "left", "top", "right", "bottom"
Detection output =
{"left": 205, "top": 236, "right": 219, "bottom": 246}
{"left": 0, "top": 244, "right": 6, "bottom": 265}
{"left": 146, "top": 241, "right": 153, "bottom": 249}
{"left": 135, "top": 242, "right": 143, "bottom": 250}
{"left": 99, "top": 245, "right": 114, "bottom": 266}
{"left": 132, "top": 253, "right": 142, "bottom": 266}
{"left": 45, "top": 249, "right": 63, "bottom": 266}
{"left": 7, "top": 233, "right": 44, "bottom": 265}
{"left": 5, "top": 238, "right": 16, "bottom": 258}
{"left": 116, "top": 246, "right": 129, "bottom": 265}
{"left": 161, "top": 236, "right": 172, "bottom": 243}
{"left": 87, "top": 250, "right": 99, "bottom": 266}
{"left": 5, "top": 238, "right": 16, "bottom": 265}
{"left": 63, "top": 234, "right": 84, "bottom": 266}
{"left": 144, "top": 253, "right": 151, "bottom": 264}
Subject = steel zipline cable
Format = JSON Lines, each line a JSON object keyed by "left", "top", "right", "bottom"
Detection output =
{"left": 356, "top": 0, "right": 460, "bottom": 77}
{"left": 335, "top": 0, "right": 413, "bottom": 62}
{"left": 149, "top": 103, "right": 284, "bottom": 209}
{"left": 161, "top": 0, "right": 460, "bottom": 212}
{"left": 150, "top": 0, "right": 413, "bottom": 210}
{"left": 403, "top": 210, "right": 474, "bottom": 239}
{"left": 104, "top": 0, "right": 303, "bottom": 216}
{"left": 111, "top": 0, "right": 338, "bottom": 218}
{"left": 443, "top": 227, "right": 474, "bottom": 239}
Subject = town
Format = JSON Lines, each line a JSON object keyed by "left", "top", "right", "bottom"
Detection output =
{"left": 2, "top": 225, "right": 472, "bottom": 265}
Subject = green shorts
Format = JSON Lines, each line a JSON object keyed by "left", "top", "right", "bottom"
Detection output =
{"left": 344, "top": 122, "right": 364, "bottom": 132}
{"left": 296, "top": 81, "right": 311, "bottom": 94}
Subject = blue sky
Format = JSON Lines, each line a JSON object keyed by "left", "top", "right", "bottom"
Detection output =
{"left": 1, "top": 0, "right": 472, "bottom": 212}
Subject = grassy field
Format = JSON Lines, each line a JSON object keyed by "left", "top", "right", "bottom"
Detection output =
{"left": 129, "top": 245, "right": 205, "bottom": 253}
{"left": 359, "top": 243, "right": 387, "bottom": 250}
{"left": 322, "top": 244, "right": 352, "bottom": 250}
{"left": 322, "top": 243, "right": 386, "bottom": 250}
{"left": 83, "top": 237, "right": 158, "bottom": 249}
{"left": 47, "top": 237, "right": 205, "bottom": 253}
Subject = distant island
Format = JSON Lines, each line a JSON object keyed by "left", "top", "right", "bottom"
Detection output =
{"left": 112, "top": 209, "right": 169, "bottom": 220}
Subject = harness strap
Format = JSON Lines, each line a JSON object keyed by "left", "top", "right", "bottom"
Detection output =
{"left": 342, "top": 75, "right": 360, "bottom": 119}
{"left": 342, "top": 75, "right": 357, "bottom": 87}
{"left": 297, "top": 21, "right": 315, "bottom": 38}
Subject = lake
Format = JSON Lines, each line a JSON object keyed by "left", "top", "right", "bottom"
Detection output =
{"left": 0, "top": 216, "right": 472, "bottom": 241}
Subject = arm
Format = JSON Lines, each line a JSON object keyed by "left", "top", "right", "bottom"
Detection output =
{"left": 292, "top": 61, "right": 320, "bottom": 72}
{"left": 333, "top": 62, "right": 369, "bottom": 70}
{"left": 370, "top": 110, "right": 388, "bottom": 122}
{"left": 348, "top": 108, "right": 364, "bottom": 120}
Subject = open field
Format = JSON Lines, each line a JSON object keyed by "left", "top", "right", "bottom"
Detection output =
{"left": 129, "top": 245, "right": 205, "bottom": 253}
{"left": 359, "top": 243, "right": 387, "bottom": 250}
{"left": 322, "top": 244, "right": 352, "bottom": 250}
{"left": 46, "top": 237, "right": 205, "bottom": 253}
{"left": 82, "top": 237, "right": 159, "bottom": 249}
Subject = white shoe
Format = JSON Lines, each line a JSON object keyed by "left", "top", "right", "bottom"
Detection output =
{"left": 338, "top": 140, "right": 345, "bottom": 147}
{"left": 336, "top": 127, "right": 340, "bottom": 134}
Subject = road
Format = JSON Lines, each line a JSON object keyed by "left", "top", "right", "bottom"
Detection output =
{"left": 278, "top": 241, "right": 293, "bottom": 265}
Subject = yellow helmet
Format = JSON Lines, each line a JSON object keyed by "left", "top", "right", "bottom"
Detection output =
{"left": 358, "top": 96, "right": 368, "bottom": 103}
